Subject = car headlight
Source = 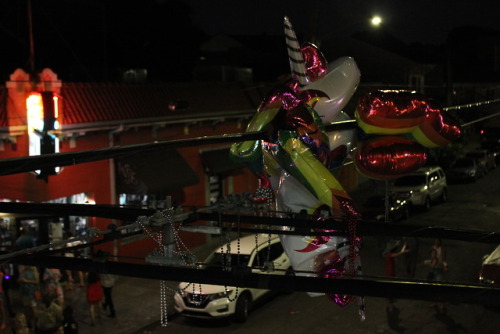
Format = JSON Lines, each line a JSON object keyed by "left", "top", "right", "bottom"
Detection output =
{"left": 480, "top": 278, "right": 495, "bottom": 285}
{"left": 209, "top": 290, "right": 233, "bottom": 301}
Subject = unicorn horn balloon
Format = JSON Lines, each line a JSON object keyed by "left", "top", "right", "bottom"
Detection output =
{"left": 231, "top": 15, "right": 462, "bottom": 321}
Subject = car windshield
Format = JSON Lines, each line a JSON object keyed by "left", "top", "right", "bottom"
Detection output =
{"left": 466, "top": 153, "right": 483, "bottom": 159}
{"left": 454, "top": 159, "right": 474, "bottom": 167}
{"left": 394, "top": 175, "right": 426, "bottom": 186}
{"left": 205, "top": 252, "right": 251, "bottom": 268}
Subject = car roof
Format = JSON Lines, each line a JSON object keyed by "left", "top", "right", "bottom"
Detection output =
{"left": 393, "top": 166, "right": 442, "bottom": 177}
{"left": 215, "top": 233, "right": 279, "bottom": 256}
{"left": 414, "top": 166, "right": 443, "bottom": 174}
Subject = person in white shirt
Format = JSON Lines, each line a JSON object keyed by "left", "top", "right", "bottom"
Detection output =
{"left": 101, "top": 273, "right": 117, "bottom": 318}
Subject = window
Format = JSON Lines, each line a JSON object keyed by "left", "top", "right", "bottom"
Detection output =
{"left": 255, "top": 241, "right": 284, "bottom": 266}
{"left": 429, "top": 172, "right": 440, "bottom": 183}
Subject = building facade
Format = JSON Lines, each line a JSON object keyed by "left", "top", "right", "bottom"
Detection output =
{"left": 0, "top": 68, "right": 261, "bottom": 258}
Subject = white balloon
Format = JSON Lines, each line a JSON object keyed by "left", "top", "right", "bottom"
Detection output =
{"left": 304, "top": 57, "right": 360, "bottom": 124}
{"left": 326, "top": 111, "right": 356, "bottom": 169}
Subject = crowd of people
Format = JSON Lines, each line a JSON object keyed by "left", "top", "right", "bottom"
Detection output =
{"left": 0, "top": 227, "right": 119, "bottom": 334}
{"left": 383, "top": 237, "right": 448, "bottom": 283}
{"left": 0, "top": 263, "right": 119, "bottom": 333}
{"left": 0, "top": 262, "right": 119, "bottom": 334}
{"left": 383, "top": 237, "right": 449, "bottom": 332}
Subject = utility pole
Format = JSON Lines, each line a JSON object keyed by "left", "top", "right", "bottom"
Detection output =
{"left": 27, "top": 0, "right": 36, "bottom": 82}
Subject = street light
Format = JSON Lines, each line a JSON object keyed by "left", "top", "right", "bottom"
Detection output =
{"left": 370, "top": 15, "right": 382, "bottom": 27}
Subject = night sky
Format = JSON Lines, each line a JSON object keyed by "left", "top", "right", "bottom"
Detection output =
{"left": 1, "top": 0, "right": 500, "bottom": 82}
{"left": 184, "top": 0, "right": 500, "bottom": 45}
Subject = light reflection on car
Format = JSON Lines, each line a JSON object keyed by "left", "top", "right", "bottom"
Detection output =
{"left": 478, "top": 245, "right": 500, "bottom": 285}
{"left": 361, "top": 193, "right": 410, "bottom": 222}
{"left": 465, "top": 150, "right": 495, "bottom": 173}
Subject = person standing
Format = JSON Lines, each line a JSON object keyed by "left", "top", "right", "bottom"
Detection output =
{"left": 425, "top": 248, "right": 445, "bottom": 282}
{"left": 383, "top": 240, "right": 409, "bottom": 333}
{"left": 43, "top": 268, "right": 64, "bottom": 306}
{"left": 62, "top": 306, "right": 78, "bottom": 334}
{"left": 383, "top": 240, "right": 409, "bottom": 310}
{"left": 403, "top": 237, "right": 419, "bottom": 278}
{"left": 35, "top": 291, "right": 63, "bottom": 334}
{"left": 86, "top": 272, "right": 103, "bottom": 326}
{"left": 15, "top": 227, "right": 36, "bottom": 250}
{"left": 0, "top": 267, "right": 7, "bottom": 330}
{"left": 424, "top": 248, "right": 446, "bottom": 312}
{"left": 432, "top": 238, "right": 448, "bottom": 272}
{"left": 18, "top": 265, "right": 41, "bottom": 328}
{"left": 1, "top": 263, "right": 15, "bottom": 318}
{"left": 64, "top": 232, "right": 85, "bottom": 290}
{"left": 101, "top": 273, "right": 117, "bottom": 318}
{"left": 13, "top": 312, "right": 30, "bottom": 334}
{"left": 384, "top": 240, "right": 409, "bottom": 278}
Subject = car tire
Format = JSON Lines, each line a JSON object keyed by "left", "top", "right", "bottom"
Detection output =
{"left": 234, "top": 293, "right": 250, "bottom": 323}
{"left": 440, "top": 188, "right": 447, "bottom": 203}
{"left": 424, "top": 197, "right": 431, "bottom": 211}
{"left": 282, "top": 267, "right": 295, "bottom": 294}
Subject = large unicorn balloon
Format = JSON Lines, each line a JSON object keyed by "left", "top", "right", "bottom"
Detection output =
{"left": 231, "top": 16, "right": 365, "bottom": 319}
{"left": 230, "top": 16, "right": 461, "bottom": 320}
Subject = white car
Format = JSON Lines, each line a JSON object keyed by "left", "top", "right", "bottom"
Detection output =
{"left": 390, "top": 166, "right": 448, "bottom": 210}
{"left": 174, "top": 234, "right": 291, "bottom": 322}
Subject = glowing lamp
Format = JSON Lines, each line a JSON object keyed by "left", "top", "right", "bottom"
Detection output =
{"left": 371, "top": 16, "right": 382, "bottom": 27}
{"left": 26, "top": 91, "right": 62, "bottom": 179}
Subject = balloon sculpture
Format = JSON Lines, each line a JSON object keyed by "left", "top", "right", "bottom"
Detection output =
{"left": 230, "top": 16, "right": 461, "bottom": 320}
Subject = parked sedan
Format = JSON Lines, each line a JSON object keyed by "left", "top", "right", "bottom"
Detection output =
{"left": 478, "top": 245, "right": 500, "bottom": 285}
{"left": 447, "top": 157, "right": 483, "bottom": 182}
{"left": 465, "top": 150, "right": 496, "bottom": 173}
{"left": 360, "top": 194, "right": 410, "bottom": 222}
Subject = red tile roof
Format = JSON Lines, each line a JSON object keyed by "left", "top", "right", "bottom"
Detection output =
{"left": 60, "top": 82, "right": 260, "bottom": 125}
